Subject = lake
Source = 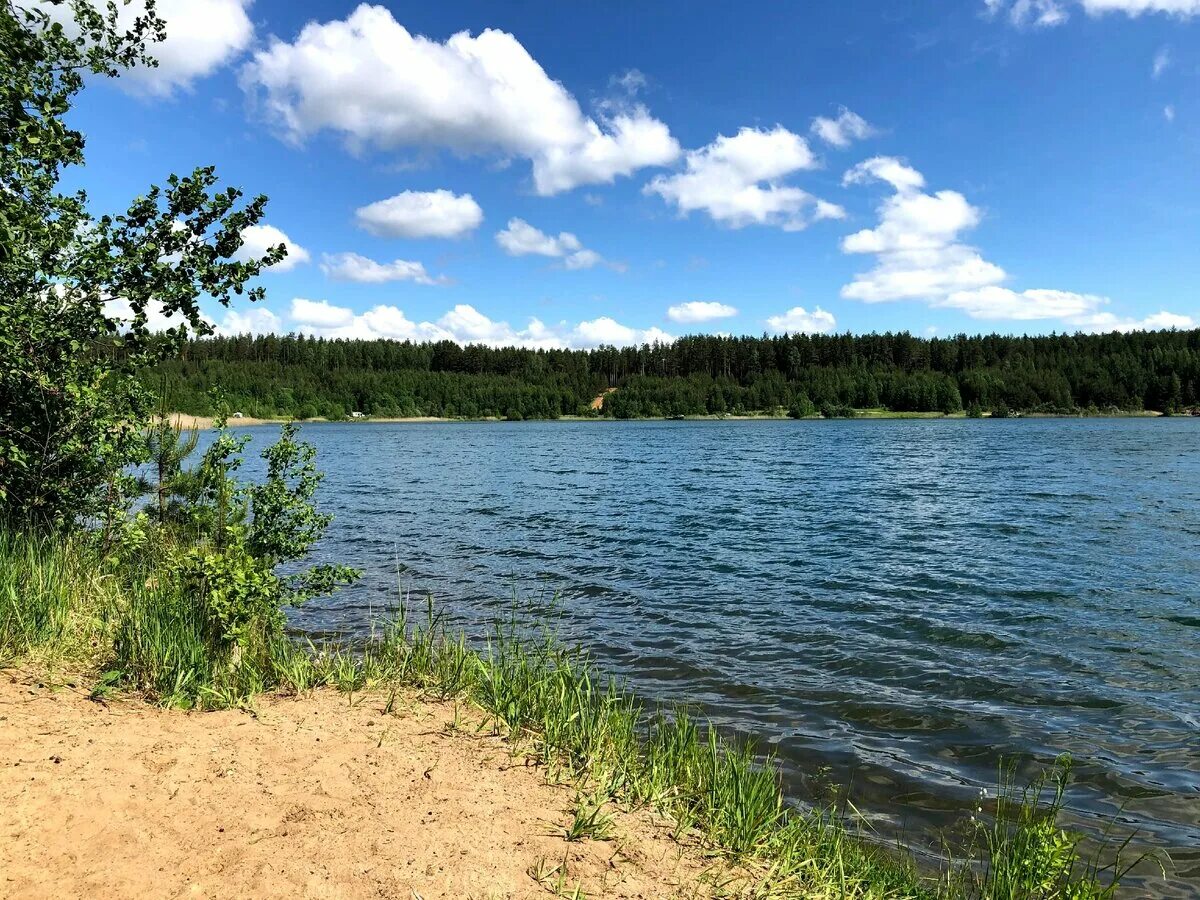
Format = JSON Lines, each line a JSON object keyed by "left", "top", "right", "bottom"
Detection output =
{"left": 217, "top": 418, "right": 1200, "bottom": 895}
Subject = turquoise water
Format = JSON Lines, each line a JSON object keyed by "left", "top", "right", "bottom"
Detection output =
{"left": 220, "top": 418, "right": 1200, "bottom": 894}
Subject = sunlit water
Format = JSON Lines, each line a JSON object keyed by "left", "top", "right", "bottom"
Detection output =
{"left": 211, "top": 418, "right": 1199, "bottom": 895}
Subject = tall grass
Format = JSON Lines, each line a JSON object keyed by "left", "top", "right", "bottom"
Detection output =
{"left": 0, "top": 528, "right": 1153, "bottom": 898}
{"left": 0, "top": 530, "right": 118, "bottom": 666}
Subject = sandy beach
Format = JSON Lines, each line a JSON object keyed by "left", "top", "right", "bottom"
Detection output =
{"left": 0, "top": 673, "right": 719, "bottom": 900}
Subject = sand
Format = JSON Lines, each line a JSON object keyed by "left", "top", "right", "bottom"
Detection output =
{"left": 589, "top": 389, "right": 618, "bottom": 411}
{"left": 167, "top": 414, "right": 456, "bottom": 430}
{"left": 0, "top": 673, "right": 722, "bottom": 899}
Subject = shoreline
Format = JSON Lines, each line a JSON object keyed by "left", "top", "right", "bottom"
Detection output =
{"left": 170, "top": 409, "right": 1169, "bottom": 429}
{"left": 1, "top": 528, "right": 1160, "bottom": 898}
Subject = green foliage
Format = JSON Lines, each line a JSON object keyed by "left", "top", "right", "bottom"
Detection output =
{"left": 0, "top": 1, "right": 282, "bottom": 527}
{"left": 141, "top": 403, "right": 200, "bottom": 523}
{"left": 787, "top": 392, "right": 817, "bottom": 418}
{"left": 0, "top": 528, "right": 91, "bottom": 659}
{"left": 173, "top": 544, "right": 281, "bottom": 652}
{"left": 820, "top": 401, "right": 857, "bottom": 419}
{"left": 152, "top": 327, "right": 1199, "bottom": 423}
{"left": 167, "top": 417, "right": 359, "bottom": 661}
{"left": 564, "top": 793, "right": 615, "bottom": 842}
{"left": 943, "top": 758, "right": 1150, "bottom": 899}
{"left": 248, "top": 421, "right": 359, "bottom": 603}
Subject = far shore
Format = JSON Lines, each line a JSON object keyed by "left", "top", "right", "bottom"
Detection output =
{"left": 169, "top": 408, "right": 1170, "bottom": 430}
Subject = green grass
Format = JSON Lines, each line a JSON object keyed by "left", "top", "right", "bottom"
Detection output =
{"left": 0, "top": 527, "right": 1156, "bottom": 898}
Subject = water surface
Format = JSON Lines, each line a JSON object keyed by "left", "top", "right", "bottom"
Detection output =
{"left": 221, "top": 418, "right": 1200, "bottom": 895}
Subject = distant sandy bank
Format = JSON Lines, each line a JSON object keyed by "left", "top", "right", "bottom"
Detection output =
{"left": 168, "top": 409, "right": 1171, "bottom": 430}
{"left": 0, "top": 673, "right": 720, "bottom": 899}
{"left": 169, "top": 413, "right": 456, "bottom": 429}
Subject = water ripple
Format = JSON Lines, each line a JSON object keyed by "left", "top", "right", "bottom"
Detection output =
{"left": 214, "top": 418, "right": 1200, "bottom": 896}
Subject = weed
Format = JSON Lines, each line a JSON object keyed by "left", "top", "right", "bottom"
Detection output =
{"left": 565, "top": 793, "right": 615, "bottom": 842}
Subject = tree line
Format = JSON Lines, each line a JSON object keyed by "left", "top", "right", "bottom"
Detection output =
{"left": 154, "top": 328, "right": 1200, "bottom": 419}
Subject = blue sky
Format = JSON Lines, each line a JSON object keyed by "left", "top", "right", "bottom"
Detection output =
{"left": 73, "top": 0, "right": 1199, "bottom": 346}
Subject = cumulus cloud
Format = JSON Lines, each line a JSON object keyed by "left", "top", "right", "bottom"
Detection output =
{"left": 320, "top": 252, "right": 446, "bottom": 285}
{"left": 288, "top": 300, "right": 672, "bottom": 347}
{"left": 840, "top": 156, "right": 1194, "bottom": 331}
{"left": 840, "top": 156, "right": 1006, "bottom": 304}
{"left": 945, "top": 290, "right": 1196, "bottom": 332}
{"left": 1133, "top": 310, "right": 1196, "bottom": 329}
{"left": 105, "top": 297, "right": 281, "bottom": 335}
{"left": 233, "top": 224, "right": 310, "bottom": 272}
{"left": 939, "top": 286, "right": 1107, "bottom": 320}
{"left": 291, "top": 297, "right": 353, "bottom": 327}
{"left": 1164, "top": 104, "right": 1176, "bottom": 123}
{"left": 240, "top": 5, "right": 679, "bottom": 194}
{"left": 218, "top": 306, "right": 283, "bottom": 335}
{"left": 94, "top": 0, "right": 256, "bottom": 97}
{"left": 811, "top": 108, "right": 876, "bottom": 149}
{"left": 985, "top": 0, "right": 1200, "bottom": 26}
{"left": 495, "top": 218, "right": 613, "bottom": 270}
{"left": 645, "top": 126, "right": 843, "bottom": 230}
{"left": 355, "top": 190, "right": 483, "bottom": 239}
{"left": 765, "top": 306, "right": 838, "bottom": 334}
{"left": 666, "top": 301, "right": 738, "bottom": 323}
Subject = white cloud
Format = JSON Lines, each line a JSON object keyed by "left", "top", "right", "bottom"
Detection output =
{"left": 1135, "top": 310, "right": 1196, "bottom": 329}
{"left": 355, "top": 190, "right": 483, "bottom": 239}
{"left": 610, "top": 69, "right": 647, "bottom": 95}
{"left": 240, "top": 4, "right": 679, "bottom": 194}
{"left": 939, "top": 286, "right": 1107, "bottom": 320}
{"left": 320, "top": 252, "right": 445, "bottom": 285}
{"left": 534, "top": 111, "right": 681, "bottom": 195}
{"left": 113, "top": 0, "right": 256, "bottom": 97}
{"left": 811, "top": 108, "right": 876, "bottom": 149}
{"left": 946, "top": 292, "right": 1196, "bottom": 332}
{"left": 1083, "top": 0, "right": 1200, "bottom": 16}
{"left": 288, "top": 300, "right": 673, "bottom": 347}
{"left": 841, "top": 157, "right": 1194, "bottom": 330}
{"left": 105, "top": 297, "right": 280, "bottom": 335}
{"left": 840, "top": 156, "right": 1006, "bottom": 304}
{"left": 218, "top": 306, "right": 283, "bottom": 335}
{"left": 843, "top": 156, "right": 926, "bottom": 193}
{"left": 290, "top": 297, "right": 354, "bottom": 327}
{"left": 985, "top": 0, "right": 1200, "bottom": 26}
{"left": 645, "top": 126, "right": 843, "bottom": 230}
{"left": 985, "top": 0, "right": 1070, "bottom": 26}
{"left": 495, "top": 219, "right": 581, "bottom": 257}
{"left": 765, "top": 306, "right": 838, "bottom": 334}
{"left": 1153, "top": 47, "right": 1172, "bottom": 78}
{"left": 495, "top": 218, "right": 612, "bottom": 270}
{"left": 233, "top": 224, "right": 310, "bottom": 272}
{"left": 572, "top": 317, "right": 673, "bottom": 347}
{"left": 563, "top": 249, "right": 604, "bottom": 271}
{"left": 1164, "top": 104, "right": 1176, "bottom": 122}
{"left": 666, "top": 301, "right": 738, "bottom": 323}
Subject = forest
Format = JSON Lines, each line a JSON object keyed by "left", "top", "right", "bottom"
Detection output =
{"left": 153, "top": 328, "right": 1200, "bottom": 420}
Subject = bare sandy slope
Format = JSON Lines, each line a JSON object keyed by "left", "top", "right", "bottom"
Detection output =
{"left": 0, "top": 674, "right": 721, "bottom": 900}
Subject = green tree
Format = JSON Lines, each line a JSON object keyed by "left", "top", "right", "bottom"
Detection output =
{"left": 175, "top": 417, "right": 359, "bottom": 659}
{"left": 142, "top": 411, "right": 200, "bottom": 524}
{"left": 787, "top": 392, "right": 816, "bottom": 419}
{"left": 0, "top": 0, "right": 283, "bottom": 528}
